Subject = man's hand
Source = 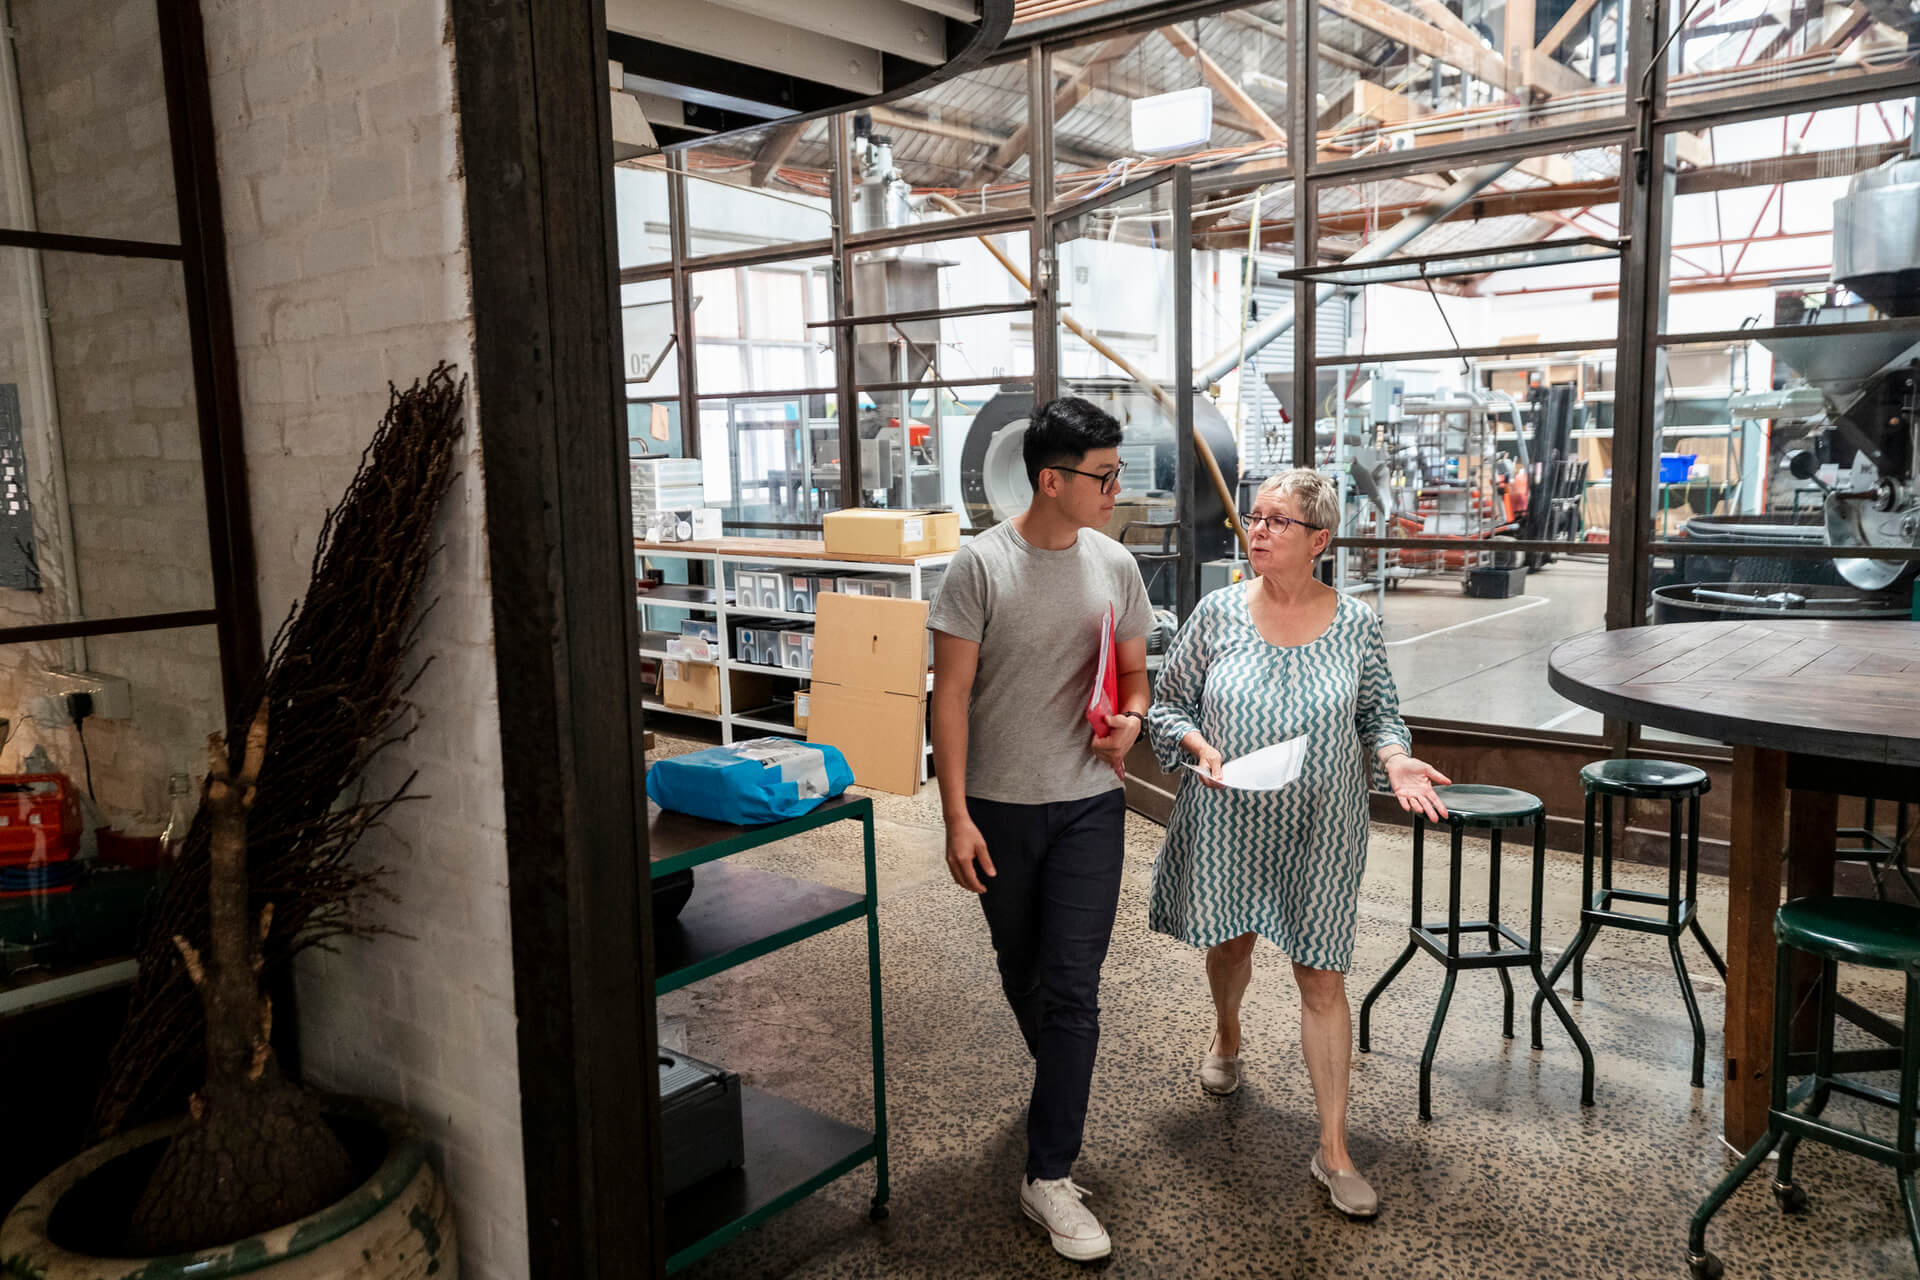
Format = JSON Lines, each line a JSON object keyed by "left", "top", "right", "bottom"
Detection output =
{"left": 1090, "top": 713, "right": 1141, "bottom": 779}
{"left": 945, "top": 818, "right": 996, "bottom": 894}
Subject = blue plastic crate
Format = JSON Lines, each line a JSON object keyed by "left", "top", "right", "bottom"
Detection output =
{"left": 1658, "top": 453, "right": 1697, "bottom": 484}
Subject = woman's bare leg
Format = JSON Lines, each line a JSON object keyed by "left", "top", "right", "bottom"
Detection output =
{"left": 1206, "top": 933, "right": 1258, "bottom": 1056}
{"left": 1293, "top": 961, "right": 1355, "bottom": 1171}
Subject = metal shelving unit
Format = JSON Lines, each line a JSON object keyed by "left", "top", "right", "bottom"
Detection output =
{"left": 649, "top": 794, "right": 888, "bottom": 1272}
{"left": 635, "top": 537, "right": 950, "bottom": 782}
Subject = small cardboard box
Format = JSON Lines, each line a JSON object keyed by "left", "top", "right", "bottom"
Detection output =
{"left": 806, "top": 593, "right": 930, "bottom": 796}
{"left": 823, "top": 508, "right": 961, "bottom": 558}
{"left": 660, "top": 663, "right": 774, "bottom": 716}
{"left": 792, "top": 688, "right": 810, "bottom": 732}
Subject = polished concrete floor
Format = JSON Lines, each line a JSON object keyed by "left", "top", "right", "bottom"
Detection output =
{"left": 654, "top": 736, "right": 1913, "bottom": 1280}
{"left": 1366, "top": 553, "right": 1610, "bottom": 734}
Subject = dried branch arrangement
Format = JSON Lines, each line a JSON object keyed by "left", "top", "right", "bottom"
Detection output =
{"left": 91, "top": 365, "right": 467, "bottom": 1244}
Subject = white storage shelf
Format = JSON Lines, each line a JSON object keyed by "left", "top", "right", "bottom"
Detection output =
{"left": 636, "top": 541, "right": 951, "bottom": 783}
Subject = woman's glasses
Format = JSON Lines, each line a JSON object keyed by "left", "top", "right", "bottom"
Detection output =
{"left": 1240, "top": 511, "right": 1324, "bottom": 535}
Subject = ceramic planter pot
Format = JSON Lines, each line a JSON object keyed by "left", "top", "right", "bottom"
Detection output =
{"left": 0, "top": 1096, "right": 456, "bottom": 1279}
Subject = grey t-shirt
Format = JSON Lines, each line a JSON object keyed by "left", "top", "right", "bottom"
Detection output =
{"left": 928, "top": 520, "right": 1153, "bottom": 805}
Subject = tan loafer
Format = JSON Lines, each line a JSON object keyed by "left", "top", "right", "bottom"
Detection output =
{"left": 1310, "top": 1149, "right": 1379, "bottom": 1218}
{"left": 1199, "top": 1050, "right": 1240, "bottom": 1095}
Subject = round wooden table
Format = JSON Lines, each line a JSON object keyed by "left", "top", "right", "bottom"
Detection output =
{"left": 1548, "top": 619, "right": 1920, "bottom": 1147}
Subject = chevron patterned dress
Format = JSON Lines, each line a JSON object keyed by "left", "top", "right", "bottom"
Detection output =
{"left": 1145, "top": 587, "right": 1411, "bottom": 972}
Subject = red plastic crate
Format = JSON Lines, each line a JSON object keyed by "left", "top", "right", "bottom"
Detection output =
{"left": 0, "top": 774, "right": 82, "bottom": 866}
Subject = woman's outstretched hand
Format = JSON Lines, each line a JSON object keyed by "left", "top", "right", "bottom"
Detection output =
{"left": 1386, "top": 755, "right": 1450, "bottom": 821}
{"left": 1184, "top": 733, "right": 1227, "bottom": 790}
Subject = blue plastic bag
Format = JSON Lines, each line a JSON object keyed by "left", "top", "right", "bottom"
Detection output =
{"left": 646, "top": 738, "right": 854, "bottom": 826}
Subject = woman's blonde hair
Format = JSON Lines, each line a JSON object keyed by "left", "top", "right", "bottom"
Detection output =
{"left": 1255, "top": 468, "right": 1339, "bottom": 532}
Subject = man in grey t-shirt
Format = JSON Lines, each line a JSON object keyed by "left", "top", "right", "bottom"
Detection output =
{"left": 927, "top": 396, "right": 1151, "bottom": 1264}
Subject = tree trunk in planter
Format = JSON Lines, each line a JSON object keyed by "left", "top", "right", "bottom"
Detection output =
{"left": 125, "top": 704, "right": 355, "bottom": 1253}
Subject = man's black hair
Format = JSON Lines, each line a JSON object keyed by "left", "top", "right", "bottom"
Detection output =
{"left": 1023, "top": 396, "right": 1123, "bottom": 490}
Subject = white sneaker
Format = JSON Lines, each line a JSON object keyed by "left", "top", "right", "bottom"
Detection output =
{"left": 1020, "top": 1175, "right": 1112, "bottom": 1261}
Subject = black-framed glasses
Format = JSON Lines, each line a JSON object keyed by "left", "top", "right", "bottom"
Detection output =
{"left": 1048, "top": 462, "right": 1127, "bottom": 495}
{"left": 1241, "top": 511, "right": 1324, "bottom": 534}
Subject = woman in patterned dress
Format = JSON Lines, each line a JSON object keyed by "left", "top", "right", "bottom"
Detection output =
{"left": 1144, "top": 468, "right": 1450, "bottom": 1219}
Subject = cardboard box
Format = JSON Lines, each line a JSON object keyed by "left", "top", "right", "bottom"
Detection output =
{"left": 793, "top": 687, "right": 810, "bottom": 731}
{"left": 660, "top": 662, "right": 773, "bottom": 715}
{"left": 807, "top": 592, "right": 930, "bottom": 796}
{"left": 823, "top": 508, "right": 961, "bottom": 558}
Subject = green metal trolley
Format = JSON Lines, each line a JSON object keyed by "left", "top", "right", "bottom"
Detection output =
{"left": 648, "top": 793, "right": 889, "bottom": 1272}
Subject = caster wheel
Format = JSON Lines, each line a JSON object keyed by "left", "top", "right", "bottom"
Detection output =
{"left": 869, "top": 1202, "right": 889, "bottom": 1223}
{"left": 1688, "top": 1250, "right": 1723, "bottom": 1279}
{"left": 1772, "top": 1182, "right": 1809, "bottom": 1214}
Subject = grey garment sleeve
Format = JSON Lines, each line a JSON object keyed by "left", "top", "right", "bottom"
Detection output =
{"left": 926, "top": 542, "right": 987, "bottom": 642}
{"left": 1113, "top": 545, "right": 1154, "bottom": 643}
{"left": 1146, "top": 595, "right": 1212, "bottom": 772}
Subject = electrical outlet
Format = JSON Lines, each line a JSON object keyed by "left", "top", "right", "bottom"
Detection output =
{"left": 42, "top": 671, "right": 132, "bottom": 721}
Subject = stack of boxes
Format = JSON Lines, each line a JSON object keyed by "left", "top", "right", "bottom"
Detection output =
{"left": 632, "top": 458, "right": 719, "bottom": 543}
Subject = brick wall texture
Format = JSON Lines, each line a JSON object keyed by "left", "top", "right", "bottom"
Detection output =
{"left": 196, "top": 2, "right": 526, "bottom": 1275}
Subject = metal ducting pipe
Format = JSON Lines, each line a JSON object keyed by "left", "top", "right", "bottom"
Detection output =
{"left": 1191, "top": 159, "right": 1519, "bottom": 389}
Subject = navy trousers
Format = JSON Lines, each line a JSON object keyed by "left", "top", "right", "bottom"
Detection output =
{"left": 968, "top": 789, "right": 1127, "bottom": 1181}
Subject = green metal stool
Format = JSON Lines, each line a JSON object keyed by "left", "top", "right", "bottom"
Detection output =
{"left": 1530, "top": 758, "right": 1726, "bottom": 1087}
{"left": 1686, "top": 896, "right": 1920, "bottom": 1278}
{"left": 1360, "top": 783, "right": 1597, "bottom": 1121}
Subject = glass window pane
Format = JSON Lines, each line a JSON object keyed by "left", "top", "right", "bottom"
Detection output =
{"left": 0, "top": 625, "right": 224, "bottom": 977}
{"left": 691, "top": 272, "right": 740, "bottom": 339}
{"left": 1189, "top": 186, "right": 1299, "bottom": 486}
{"left": 1053, "top": 6, "right": 1290, "bottom": 199}
{"left": 692, "top": 393, "right": 839, "bottom": 525}
{"left": 841, "top": 62, "right": 1033, "bottom": 227}
{"left": 1665, "top": 0, "right": 1920, "bottom": 108}
{"left": 1315, "top": 0, "right": 1627, "bottom": 160}
{"left": 1376, "top": 564, "right": 1611, "bottom": 733}
{"left": 0, "top": 250, "right": 214, "bottom": 625}
{"left": 615, "top": 161, "right": 672, "bottom": 270}
{"left": 3, "top": 0, "right": 180, "bottom": 244}
{"left": 1320, "top": 143, "right": 1625, "bottom": 269}
{"left": 620, "top": 278, "right": 679, "bottom": 396}
{"left": 1658, "top": 98, "right": 1917, "bottom": 335}
{"left": 690, "top": 258, "right": 831, "bottom": 397}
{"left": 683, "top": 121, "right": 834, "bottom": 258}
{"left": 746, "top": 269, "right": 807, "bottom": 342}
{"left": 1317, "top": 348, "right": 1613, "bottom": 546}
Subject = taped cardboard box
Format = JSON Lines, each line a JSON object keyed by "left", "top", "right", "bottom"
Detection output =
{"left": 806, "top": 592, "right": 929, "bottom": 795}
{"left": 660, "top": 661, "right": 773, "bottom": 716}
{"left": 823, "top": 508, "right": 960, "bottom": 558}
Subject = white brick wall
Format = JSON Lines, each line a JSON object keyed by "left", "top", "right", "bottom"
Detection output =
{"left": 198, "top": 3, "right": 526, "bottom": 1277}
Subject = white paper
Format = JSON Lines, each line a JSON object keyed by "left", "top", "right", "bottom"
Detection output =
{"left": 1187, "top": 736, "right": 1309, "bottom": 790}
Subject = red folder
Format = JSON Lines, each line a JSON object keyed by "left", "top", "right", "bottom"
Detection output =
{"left": 1086, "top": 604, "right": 1118, "bottom": 737}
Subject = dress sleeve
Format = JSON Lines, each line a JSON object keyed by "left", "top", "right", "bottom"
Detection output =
{"left": 1146, "top": 596, "right": 1212, "bottom": 772}
{"left": 1355, "top": 605, "right": 1412, "bottom": 768}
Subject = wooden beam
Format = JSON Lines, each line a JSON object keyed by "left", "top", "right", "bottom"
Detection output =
{"left": 1536, "top": 0, "right": 1603, "bottom": 58}
{"left": 1812, "top": 3, "right": 1873, "bottom": 53}
{"left": 1320, "top": 0, "right": 1593, "bottom": 97}
{"left": 1159, "top": 24, "right": 1286, "bottom": 144}
{"left": 1502, "top": 0, "right": 1534, "bottom": 91}
{"left": 748, "top": 120, "right": 808, "bottom": 187}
